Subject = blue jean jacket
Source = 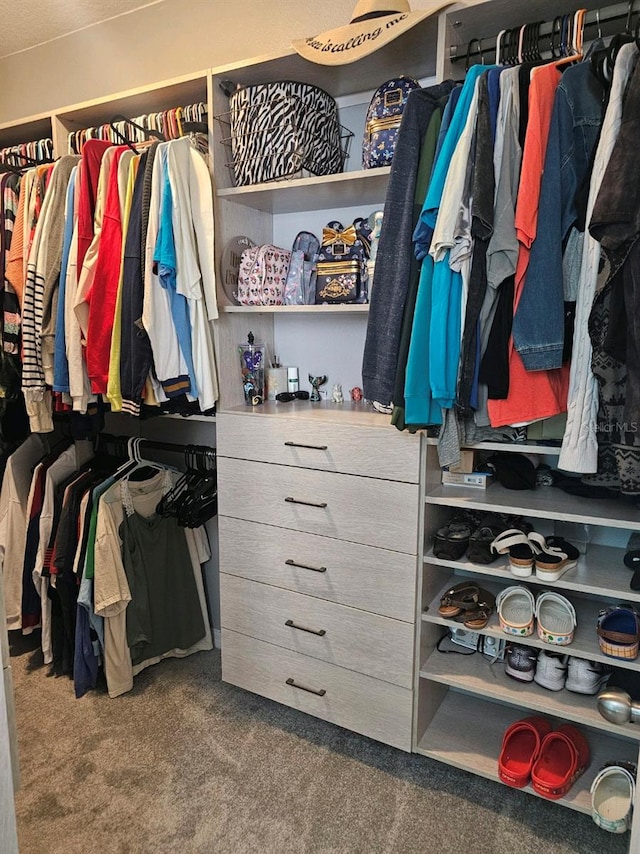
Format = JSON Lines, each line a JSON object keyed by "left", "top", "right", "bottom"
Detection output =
{"left": 513, "top": 60, "right": 605, "bottom": 371}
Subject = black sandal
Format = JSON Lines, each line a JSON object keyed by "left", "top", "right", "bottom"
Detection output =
{"left": 434, "top": 521, "right": 473, "bottom": 561}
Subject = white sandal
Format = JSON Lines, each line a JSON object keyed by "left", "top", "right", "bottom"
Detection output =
{"left": 529, "top": 533, "right": 579, "bottom": 582}
{"left": 496, "top": 586, "right": 536, "bottom": 637}
{"left": 490, "top": 529, "right": 536, "bottom": 577}
{"left": 536, "top": 591, "right": 576, "bottom": 646}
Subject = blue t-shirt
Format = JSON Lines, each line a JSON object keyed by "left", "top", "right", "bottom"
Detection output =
{"left": 53, "top": 167, "right": 77, "bottom": 393}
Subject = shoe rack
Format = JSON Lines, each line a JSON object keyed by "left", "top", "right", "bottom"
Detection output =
{"left": 416, "top": 437, "right": 640, "bottom": 846}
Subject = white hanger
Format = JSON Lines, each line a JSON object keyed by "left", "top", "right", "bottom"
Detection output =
{"left": 495, "top": 29, "right": 506, "bottom": 65}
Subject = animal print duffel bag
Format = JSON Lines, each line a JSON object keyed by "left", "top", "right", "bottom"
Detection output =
{"left": 228, "top": 81, "right": 345, "bottom": 186}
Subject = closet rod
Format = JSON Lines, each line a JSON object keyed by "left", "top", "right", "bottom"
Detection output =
{"left": 449, "top": 1, "right": 633, "bottom": 62}
{"left": 97, "top": 434, "right": 215, "bottom": 457}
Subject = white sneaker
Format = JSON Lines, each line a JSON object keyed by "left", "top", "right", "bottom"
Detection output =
{"left": 534, "top": 650, "right": 568, "bottom": 691}
{"left": 566, "top": 658, "right": 613, "bottom": 695}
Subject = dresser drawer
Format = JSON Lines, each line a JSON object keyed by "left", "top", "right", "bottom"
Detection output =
{"left": 220, "top": 574, "right": 414, "bottom": 688}
{"left": 222, "top": 629, "right": 413, "bottom": 751}
{"left": 218, "top": 457, "right": 418, "bottom": 554}
{"left": 217, "top": 412, "right": 420, "bottom": 482}
{"left": 219, "top": 516, "right": 416, "bottom": 622}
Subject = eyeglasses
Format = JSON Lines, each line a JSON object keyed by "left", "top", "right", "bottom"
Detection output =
{"left": 275, "top": 391, "right": 310, "bottom": 402}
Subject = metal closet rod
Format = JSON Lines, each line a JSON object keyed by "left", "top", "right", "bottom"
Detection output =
{"left": 450, "top": 1, "right": 635, "bottom": 62}
{"left": 96, "top": 433, "right": 215, "bottom": 457}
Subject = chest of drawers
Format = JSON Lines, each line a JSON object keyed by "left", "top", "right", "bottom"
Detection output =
{"left": 217, "top": 407, "right": 421, "bottom": 751}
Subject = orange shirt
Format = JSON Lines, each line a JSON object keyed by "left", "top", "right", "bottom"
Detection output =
{"left": 489, "top": 63, "right": 570, "bottom": 428}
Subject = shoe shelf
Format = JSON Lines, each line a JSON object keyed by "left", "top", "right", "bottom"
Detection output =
{"left": 425, "top": 483, "right": 640, "bottom": 531}
{"left": 415, "top": 691, "right": 639, "bottom": 817}
{"left": 424, "top": 543, "right": 640, "bottom": 603}
{"left": 422, "top": 576, "right": 640, "bottom": 673}
{"left": 216, "top": 167, "right": 391, "bottom": 214}
{"left": 425, "top": 437, "right": 562, "bottom": 456}
{"left": 420, "top": 649, "right": 639, "bottom": 742}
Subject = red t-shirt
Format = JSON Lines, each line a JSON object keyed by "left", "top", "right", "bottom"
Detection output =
{"left": 85, "top": 147, "right": 127, "bottom": 394}
{"left": 77, "top": 139, "right": 112, "bottom": 273}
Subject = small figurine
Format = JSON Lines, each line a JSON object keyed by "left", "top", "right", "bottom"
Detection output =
{"left": 331, "top": 383, "right": 343, "bottom": 404}
{"left": 350, "top": 386, "right": 363, "bottom": 402}
{"left": 308, "top": 374, "right": 327, "bottom": 402}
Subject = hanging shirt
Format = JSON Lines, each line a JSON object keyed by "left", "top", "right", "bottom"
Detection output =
{"left": 559, "top": 43, "right": 639, "bottom": 473}
{"left": 487, "top": 62, "right": 569, "bottom": 428}
{"left": 52, "top": 166, "right": 78, "bottom": 394}
{"left": 154, "top": 147, "right": 197, "bottom": 394}
{"left": 167, "top": 137, "right": 219, "bottom": 410}
{"left": 107, "top": 155, "right": 140, "bottom": 411}
{"left": 85, "top": 147, "right": 129, "bottom": 394}
{"left": 142, "top": 142, "right": 191, "bottom": 399}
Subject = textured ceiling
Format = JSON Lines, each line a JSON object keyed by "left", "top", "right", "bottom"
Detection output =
{"left": 0, "top": 0, "right": 164, "bottom": 58}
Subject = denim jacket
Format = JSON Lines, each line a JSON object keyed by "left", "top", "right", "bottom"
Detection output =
{"left": 513, "top": 60, "right": 605, "bottom": 371}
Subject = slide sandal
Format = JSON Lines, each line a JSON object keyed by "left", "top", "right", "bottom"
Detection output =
{"left": 498, "top": 716, "right": 553, "bottom": 788}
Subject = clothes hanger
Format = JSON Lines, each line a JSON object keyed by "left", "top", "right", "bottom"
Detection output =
{"left": 553, "top": 8, "right": 586, "bottom": 69}
{"left": 495, "top": 30, "right": 507, "bottom": 65}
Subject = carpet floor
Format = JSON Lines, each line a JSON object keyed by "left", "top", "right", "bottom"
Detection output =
{"left": 10, "top": 632, "right": 628, "bottom": 854}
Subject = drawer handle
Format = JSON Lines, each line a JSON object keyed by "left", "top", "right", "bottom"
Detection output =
{"left": 285, "top": 559, "right": 327, "bottom": 573}
{"left": 284, "top": 441, "right": 328, "bottom": 451}
{"left": 285, "top": 619, "right": 326, "bottom": 637}
{"left": 285, "top": 497, "right": 328, "bottom": 509}
{"left": 286, "top": 677, "right": 326, "bottom": 697}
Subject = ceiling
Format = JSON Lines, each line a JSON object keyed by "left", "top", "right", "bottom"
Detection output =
{"left": 0, "top": 0, "right": 164, "bottom": 59}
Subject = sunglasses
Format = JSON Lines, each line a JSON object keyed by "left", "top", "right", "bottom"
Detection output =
{"left": 275, "top": 391, "right": 310, "bottom": 402}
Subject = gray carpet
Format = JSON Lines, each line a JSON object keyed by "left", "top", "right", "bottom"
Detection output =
{"left": 10, "top": 633, "right": 627, "bottom": 854}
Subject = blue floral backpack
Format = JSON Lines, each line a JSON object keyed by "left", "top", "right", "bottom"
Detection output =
{"left": 315, "top": 220, "right": 370, "bottom": 305}
{"left": 362, "top": 77, "right": 420, "bottom": 169}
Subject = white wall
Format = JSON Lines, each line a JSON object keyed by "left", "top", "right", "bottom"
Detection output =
{"left": 0, "top": 0, "right": 355, "bottom": 121}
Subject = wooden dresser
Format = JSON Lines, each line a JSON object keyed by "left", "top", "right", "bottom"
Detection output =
{"left": 217, "top": 405, "right": 421, "bottom": 751}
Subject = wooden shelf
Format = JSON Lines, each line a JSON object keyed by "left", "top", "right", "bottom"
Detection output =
{"left": 416, "top": 692, "right": 638, "bottom": 817}
{"left": 0, "top": 114, "right": 52, "bottom": 148}
{"left": 425, "top": 438, "right": 562, "bottom": 456}
{"left": 210, "top": 18, "right": 439, "bottom": 99}
{"left": 421, "top": 649, "right": 639, "bottom": 742}
{"left": 217, "top": 167, "right": 390, "bottom": 214}
{"left": 219, "top": 401, "right": 397, "bottom": 430}
{"left": 423, "top": 576, "right": 640, "bottom": 673}
{"left": 220, "top": 304, "right": 369, "bottom": 314}
{"left": 425, "top": 483, "right": 640, "bottom": 531}
{"left": 54, "top": 71, "right": 208, "bottom": 130}
{"left": 424, "top": 544, "right": 639, "bottom": 603}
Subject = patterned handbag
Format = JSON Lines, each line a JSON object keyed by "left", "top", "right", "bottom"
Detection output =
{"left": 362, "top": 77, "right": 420, "bottom": 169}
{"left": 315, "top": 221, "right": 369, "bottom": 305}
{"left": 237, "top": 244, "right": 291, "bottom": 306}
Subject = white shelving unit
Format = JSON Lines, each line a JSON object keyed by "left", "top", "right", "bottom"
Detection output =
{"left": 418, "top": 437, "right": 640, "bottom": 852}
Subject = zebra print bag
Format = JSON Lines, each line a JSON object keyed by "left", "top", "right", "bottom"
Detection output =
{"left": 228, "top": 81, "right": 345, "bottom": 186}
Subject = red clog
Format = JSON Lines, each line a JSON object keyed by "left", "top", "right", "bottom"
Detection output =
{"left": 531, "top": 724, "right": 591, "bottom": 800}
{"left": 498, "top": 716, "right": 553, "bottom": 788}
